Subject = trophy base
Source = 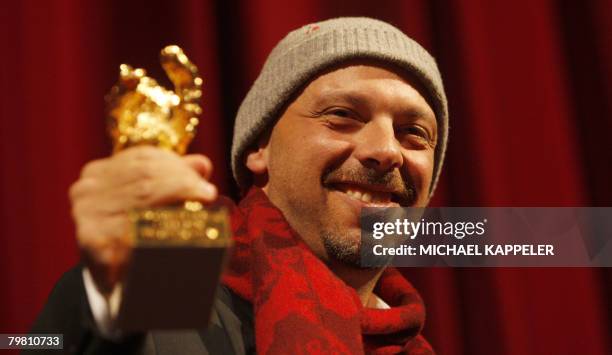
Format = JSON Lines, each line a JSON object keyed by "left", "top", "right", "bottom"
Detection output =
{"left": 115, "top": 203, "right": 232, "bottom": 331}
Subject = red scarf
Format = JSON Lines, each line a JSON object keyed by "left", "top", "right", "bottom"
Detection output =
{"left": 222, "top": 188, "right": 434, "bottom": 354}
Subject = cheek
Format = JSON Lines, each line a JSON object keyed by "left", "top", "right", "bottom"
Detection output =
{"left": 270, "top": 123, "right": 351, "bottom": 179}
{"left": 266, "top": 124, "right": 347, "bottom": 196}
{"left": 404, "top": 150, "right": 435, "bottom": 202}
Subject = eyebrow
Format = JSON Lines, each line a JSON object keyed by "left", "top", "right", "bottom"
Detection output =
{"left": 313, "top": 90, "right": 435, "bottom": 121}
{"left": 313, "top": 91, "right": 369, "bottom": 109}
{"left": 402, "top": 107, "right": 435, "bottom": 121}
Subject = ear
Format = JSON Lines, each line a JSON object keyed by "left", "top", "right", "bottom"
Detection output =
{"left": 245, "top": 144, "right": 269, "bottom": 188}
{"left": 245, "top": 145, "right": 268, "bottom": 175}
{"left": 244, "top": 128, "right": 272, "bottom": 188}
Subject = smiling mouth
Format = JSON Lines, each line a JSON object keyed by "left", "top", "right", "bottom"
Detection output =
{"left": 329, "top": 183, "right": 407, "bottom": 207}
{"left": 321, "top": 166, "right": 416, "bottom": 206}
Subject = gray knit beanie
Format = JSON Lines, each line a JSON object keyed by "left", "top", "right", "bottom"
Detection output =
{"left": 231, "top": 17, "right": 448, "bottom": 195}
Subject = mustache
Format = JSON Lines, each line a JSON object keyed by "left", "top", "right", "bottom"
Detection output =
{"left": 321, "top": 165, "right": 416, "bottom": 205}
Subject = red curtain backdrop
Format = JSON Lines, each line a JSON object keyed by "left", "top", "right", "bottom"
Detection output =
{"left": 1, "top": 1, "right": 611, "bottom": 354}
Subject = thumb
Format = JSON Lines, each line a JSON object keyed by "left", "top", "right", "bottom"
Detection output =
{"left": 183, "top": 154, "right": 213, "bottom": 180}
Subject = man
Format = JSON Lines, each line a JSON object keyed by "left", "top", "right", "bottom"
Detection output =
{"left": 30, "top": 17, "right": 448, "bottom": 354}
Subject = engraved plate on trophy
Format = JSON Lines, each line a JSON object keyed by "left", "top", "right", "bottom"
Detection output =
{"left": 105, "top": 45, "right": 232, "bottom": 330}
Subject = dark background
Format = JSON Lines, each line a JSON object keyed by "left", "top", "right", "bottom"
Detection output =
{"left": 1, "top": 0, "right": 611, "bottom": 354}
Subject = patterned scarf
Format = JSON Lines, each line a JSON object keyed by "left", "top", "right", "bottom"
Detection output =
{"left": 222, "top": 188, "right": 434, "bottom": 354}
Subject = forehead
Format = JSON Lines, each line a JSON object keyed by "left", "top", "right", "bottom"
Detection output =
{"left": 296, "top": 60, "right": 435, "bottom": 115}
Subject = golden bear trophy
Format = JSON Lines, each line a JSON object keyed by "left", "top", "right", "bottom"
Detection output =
{"left": 105, "top": 45, "right": 231, "bottom": 331}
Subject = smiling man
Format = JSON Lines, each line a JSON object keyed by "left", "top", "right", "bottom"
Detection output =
{"left": 251, "top": 61, "right": 437, "bottom": 265}
{"left": 30, "top": 17, "right": 448, "bottom": 354}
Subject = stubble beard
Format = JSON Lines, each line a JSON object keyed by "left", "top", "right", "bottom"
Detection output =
{"left": 321, "top": 229, "right": 362, "bottom": 268}
{"left": 319, "top": 165, "right": 416, "bottom": 268}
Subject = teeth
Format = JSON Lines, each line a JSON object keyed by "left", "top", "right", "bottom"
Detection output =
{"left": 343, "top": 188, "right": 389, "bottom": 204}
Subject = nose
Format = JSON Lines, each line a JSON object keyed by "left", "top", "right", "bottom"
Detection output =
{"left": 354, "top": 118, "right": 403, "bottom": 173}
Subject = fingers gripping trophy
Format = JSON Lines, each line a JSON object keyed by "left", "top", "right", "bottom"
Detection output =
{"left": 104, "top": 46, "right": 231, "bottom": 331}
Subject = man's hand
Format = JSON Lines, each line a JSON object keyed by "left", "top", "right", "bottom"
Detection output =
{"left": 69, "top": 146, "right": 217, "bottom": 295}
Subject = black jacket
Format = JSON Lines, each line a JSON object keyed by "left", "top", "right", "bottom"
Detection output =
{"left": 27, "top": 265, "right": 255, "bottom": 355}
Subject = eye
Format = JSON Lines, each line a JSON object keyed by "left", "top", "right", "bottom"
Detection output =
{"left": 326, "top": 108, "right": 353, "bottom": 118}
{"left": 324, "top": 107, "right": 362, "bottom": 122}
{"left": 397, "top": 125, "right": 430, "bottom": 139}
{"left": 396, "top": 125, "right": 435, "bottom": 148}
{"left": 320, "top": 107, "right": 363, "bottom": 131}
